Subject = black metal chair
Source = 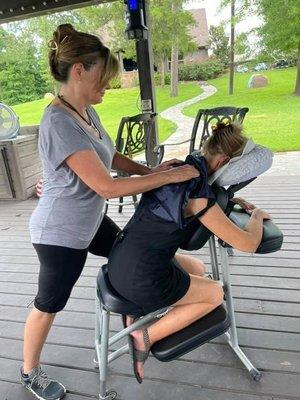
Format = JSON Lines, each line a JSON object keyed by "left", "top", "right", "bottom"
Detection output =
{"left": 154, "top": 106, "right": 249, "bottom": 160}
{"left": 190, "top": 106, "right": 249, "bottom": 153}
{"left": 105, "top": 112, "right": 159, "bottom": 214}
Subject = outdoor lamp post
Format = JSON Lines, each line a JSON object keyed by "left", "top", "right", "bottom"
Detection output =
{"left": 124, "top": 0, "right": 148, "bottom": 40}
{"left": 124, "top": 0, "right": 159, "bottom": 166}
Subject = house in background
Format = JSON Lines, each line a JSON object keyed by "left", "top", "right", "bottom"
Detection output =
{"left": 183, "top": 8, "right": 210, "bottom": 64}
{"left": 99, "top": 8, "right": 210, "bottom": 87}
{"left": 165, "top": 8, "right": 210, "bottom": 72}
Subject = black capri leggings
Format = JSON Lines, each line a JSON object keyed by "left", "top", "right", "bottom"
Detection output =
{"left": 33, "top": 215, "right": 121, "bottom": 313}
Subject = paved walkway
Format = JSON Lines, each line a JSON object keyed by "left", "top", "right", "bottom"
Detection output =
{"left": 159, "top": 82, "right": 217, "bottom": 159}
{"left": 158, "top": 83, "right": 300, "bottom": 176}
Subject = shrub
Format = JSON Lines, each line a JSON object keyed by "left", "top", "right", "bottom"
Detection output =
{"left": 179, "top": 59, "right": 225, "bottom": 82}
{"left": 110, "top": 76, "right": 121, "bottom": 89}
{"left": 154, "top": 73, "right": 171, "bottom": 86}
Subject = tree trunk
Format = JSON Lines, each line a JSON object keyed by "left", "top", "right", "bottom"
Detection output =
{"left": 229, "top": 0, "right": 235, "bottom": 95}
{"left": 170, "top": 46, "right": 179, "bottom": 97}
{"left": 117, "top": 51, "right": 125, "bottom": 73}
{"left": 294, "top": 40, "right": 300, "bottom": 96}
{"left": 160, "top": 57, "right": 165, "bottom": 88}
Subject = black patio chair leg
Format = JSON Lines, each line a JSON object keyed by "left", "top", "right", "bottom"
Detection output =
{"left": 118, "top": 197, "right": 124, "bottom": 213}
{"left": 104, "top": 201, "right": 108, "bottom": 215}
{"left": 133, "top": 195, "right": 138, "bottom": 210}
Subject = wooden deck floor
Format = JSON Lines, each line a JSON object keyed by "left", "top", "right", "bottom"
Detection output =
{"left": 0, "top": 174, "right": 299, "bottom": 400}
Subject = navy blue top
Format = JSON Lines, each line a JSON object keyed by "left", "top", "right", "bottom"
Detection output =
{"left": 138, "top": 154, "right": 215, "bottom": 229}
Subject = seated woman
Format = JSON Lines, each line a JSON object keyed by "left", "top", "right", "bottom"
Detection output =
{"left": 107, "top": 122, "right": 270, "bottom": 383}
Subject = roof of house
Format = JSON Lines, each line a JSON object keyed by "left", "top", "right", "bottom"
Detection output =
{"left": 188, "top": 8, "right": 209, "bottom": 49}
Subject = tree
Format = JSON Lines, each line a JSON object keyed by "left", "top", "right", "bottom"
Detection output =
{"left": 0, "top": 25, "right": 47, "bottom": 104}
{"left": 149, "top": 0, "right": 196, "bottom": 96}
{"left": 256, "top": 0, "right": 300, "bottom": 95}
{"left": 222, "top": 0, "right": 300, "bottom": 95}
{"left": 209, "top": 25, "right": 230, "bottom": 67}
{"left": 235, "top": 32, "right": 252, "bottom": 60}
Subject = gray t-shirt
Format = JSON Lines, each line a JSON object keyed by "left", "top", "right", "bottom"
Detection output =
{"left": 29, "top": 105, "right": 116, "bottom": 249}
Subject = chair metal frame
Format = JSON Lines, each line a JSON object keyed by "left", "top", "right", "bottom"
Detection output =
{"left": 94, "top": 241, "right": 261, "bottom": 399}
{"left": 105, "top": 112, "right": 160, "bottom": 214}
{"left": 154, "top": 106, "right": 249, "bottom": 160}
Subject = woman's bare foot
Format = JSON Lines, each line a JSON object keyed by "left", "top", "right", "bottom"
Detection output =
{"left": 130, "top": 329, "right": 148, "bottom": 380}
{"left": 126, "top": 316, "right": 151, "bottom": 381}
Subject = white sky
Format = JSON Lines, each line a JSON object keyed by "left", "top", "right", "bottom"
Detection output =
{"left": 184, "top": 0, "right": 262, "bottom": 35}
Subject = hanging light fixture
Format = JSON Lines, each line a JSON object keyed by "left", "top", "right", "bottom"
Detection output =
{"left": 124, "top": 0, "right": 148, "bottom": 40}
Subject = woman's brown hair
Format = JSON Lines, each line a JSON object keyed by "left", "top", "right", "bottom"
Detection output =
{"left": 48, "top": 24, "right": 119, "bottom": 85}
{"left": 203, "top": 121, "right": 247, "bottom": 158}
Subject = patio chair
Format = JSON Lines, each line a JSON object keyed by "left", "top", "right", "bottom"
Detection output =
{"left": 105, "top": 112, "right": 160, "bottom": 214}
{"left": 94, "top": 146, "right": 282, "bottom": 400}
{"left": 154, "top": 106, "right": 249, "bottom": 160}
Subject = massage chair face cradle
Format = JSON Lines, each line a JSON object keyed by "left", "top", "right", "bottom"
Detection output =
{"left": 95, "top": 178, "right": 283, "bottom": 400}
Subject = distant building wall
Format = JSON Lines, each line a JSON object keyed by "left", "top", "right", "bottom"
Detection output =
{"left": 121, "top": 71, "right": 139, "bottom": 88}
{"left": 184, "top": 48, "right": 209, "bottom": 64}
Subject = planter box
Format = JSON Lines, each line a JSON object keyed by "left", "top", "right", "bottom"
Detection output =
{"left": 0, "top": 126, "right": 42, "bottom": 200}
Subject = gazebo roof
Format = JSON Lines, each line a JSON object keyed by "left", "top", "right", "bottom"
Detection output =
{"left": 0, "top": 0, "right": 115, "bottom": 24}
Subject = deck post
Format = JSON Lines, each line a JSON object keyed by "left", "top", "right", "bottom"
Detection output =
{"left": 135, "top": 0, "right": 159, "bottom": 166}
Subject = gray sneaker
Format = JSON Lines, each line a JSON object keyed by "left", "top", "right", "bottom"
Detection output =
{"left": 20, "top": 365, "right": 66, "bottom": 400}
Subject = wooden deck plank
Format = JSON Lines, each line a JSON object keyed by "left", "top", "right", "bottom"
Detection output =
{"left": 1, "top": 305, "right": 299, "bottom": 338}
{"left": 1, "top": 264, "right": 300, "bottom": 279}
{"left": 1, "top": 354, "right": 299, "bottom": 399}
{"left": 1, "top": 271, "right": 299, "bottom": 290}
{"left": 1, "top": 281, "right": 299, "bottom": 304}
{"left": 1, "top": 359, "right": 284, "bottom": 400}
{"left": 1, "top": 335, "right": 299, "bottom": 375}
{"left": 1, "top": 319, "right": 300, "bottom": 353}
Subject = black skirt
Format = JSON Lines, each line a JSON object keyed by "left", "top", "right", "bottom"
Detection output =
{"left": 107, "top": 219, "right": 191, "bottom": 314}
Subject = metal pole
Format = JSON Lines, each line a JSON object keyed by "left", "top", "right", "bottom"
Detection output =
{"left": 208, "top": 236, "right": 220, "bottom": 280}
{"left": 229, "top": 0, "right": 235, "bottom": 95}
{"left": 219, "top": 246, "right": 262, "bottom": 381}
{"left": 135, "top": 0, "right": 159, "bottom": 166}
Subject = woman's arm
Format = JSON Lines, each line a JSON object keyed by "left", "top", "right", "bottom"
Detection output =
{"left": 112, "top": 152, "right": 152, "bottom": 175}
{"left": 112, "top": 151, "right": 183, "bottom": 176}
{"left": 186, "top": 198, "right": 271, "bottom": 253}
{"left": 66, "top": 149, "right": 199, "bottom": 199}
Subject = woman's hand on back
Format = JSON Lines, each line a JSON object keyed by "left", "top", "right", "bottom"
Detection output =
{"left": 165, "top": 164, "right": 200, "bottom": 183}
{"left": 150, "top": 158, "right": 184, "bottom": 173}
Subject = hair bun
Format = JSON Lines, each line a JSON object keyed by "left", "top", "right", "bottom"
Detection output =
{"left": 212, "top": 121, "right": 232, "bottom": 133}
{"left": 54, "top": 23, "right": 76, "bottom": 44}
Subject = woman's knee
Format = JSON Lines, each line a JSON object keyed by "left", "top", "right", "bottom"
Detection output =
{"left": 175, "top": 254, "right": 206, "bottom": 276}
{"left": 207, "top": 282, "right": 224, "bottom": 307}
{"left": 175, "top": 276, "right": 223, "bottom": 306}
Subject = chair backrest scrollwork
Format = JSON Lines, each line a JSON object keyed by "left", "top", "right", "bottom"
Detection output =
{"left": 190, "top": 106, "right": 249, "bottom": 154}
{"left": 115, "top": 113, "right": 157, "bottom": 165}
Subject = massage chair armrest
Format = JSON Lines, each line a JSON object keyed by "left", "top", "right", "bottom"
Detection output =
{"left": 219, "top": 205, "right": 283, "bottom": 254}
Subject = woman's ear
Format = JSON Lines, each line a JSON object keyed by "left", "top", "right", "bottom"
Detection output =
{"left": 70, "top": 62, "right": 84, "bottom": 82}
{"left": 215, "top": 154, "right": 230, "bottom": 170}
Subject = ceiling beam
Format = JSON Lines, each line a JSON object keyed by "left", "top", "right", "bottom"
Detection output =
{"left": 0, "top": 0, "right": 116, "bottom": 25}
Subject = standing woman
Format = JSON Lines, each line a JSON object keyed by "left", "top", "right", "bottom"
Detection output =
{"left": 21, "top": 24, "right": 199, "bottom": 400}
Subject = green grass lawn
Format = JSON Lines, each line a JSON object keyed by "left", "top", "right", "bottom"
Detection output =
{"left": 183, "top": 68, "right": 300, "bottom": 152}
{"left": 12, "top": 82, "right": 202, "bottom": 143}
